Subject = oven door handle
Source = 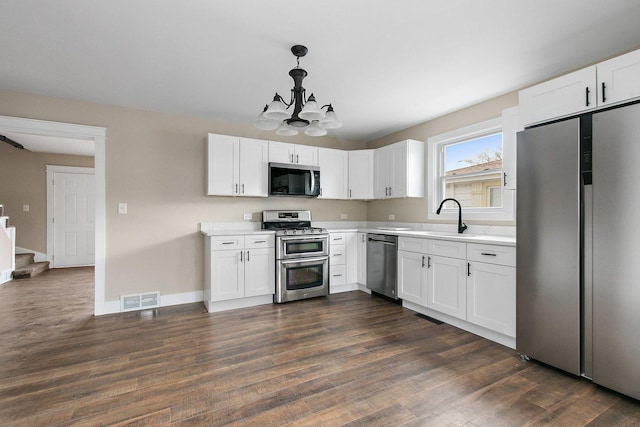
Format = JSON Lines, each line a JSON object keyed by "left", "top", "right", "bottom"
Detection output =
{"left": 279, "top": 256, "right": 328, "bottom": 266}
{"left": 279, "top": 236, "right": 328, "bottom": 243}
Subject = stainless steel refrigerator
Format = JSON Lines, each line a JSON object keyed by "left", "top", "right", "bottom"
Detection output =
{"left": 517, "top": 101, "right": 640, "bottom": 401}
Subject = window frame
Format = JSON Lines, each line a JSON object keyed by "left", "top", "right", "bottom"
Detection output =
{"left": 427, "top": 116, "right": 515, "bottom": 222}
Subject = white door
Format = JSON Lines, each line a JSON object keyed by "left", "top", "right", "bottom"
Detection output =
{"left": 207, "top": 134, "right": 239, "bottom": 195}
{"left": 348, "top": 149, "right": 374, "bottom": 200}
{"left": 397, "top": 250, "right": 428, "bottom": 306}
{"left": 244, "top": 248, "right": 275, "bottom": 297}
{"left": 318, "top": 147, "right": 348, "bottom": 199}
{"left": 239, "top": 138, "right": 268, "bottom": 197}
{"left": 427, "top": 255, "right": 467, "bottom": 320}
{"left": 53, "top": 172, "right": 95, "bottom": 267}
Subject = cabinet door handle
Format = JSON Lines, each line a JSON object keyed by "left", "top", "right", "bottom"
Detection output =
{"left": 602, "top": 82, "right": 607, "bottom": 103}
{"left": 385, "top": 187, "right": 388, "bottom": 196}
{"left": 389, "top": 187, "right": 392, "bottom": 196}
{"left": 332, "top": 274, "right": 342, "bottom": 277}
{"left": 333, "top": 253, "right": 343, "bottom": 257}
{"left": 235, "top": 183, "right": 238, "bottom": 194}
{"left": 221, "top": 241, "right": 235, "bottom": 245}
{"left": 427, "top": 256, "right": 431, "bottom": 268}
{"left": 362, "top": 234, "right": 365, "bottom": 243}
{"left": 333, "top": 237, "right": 342, "bottom": 241}
{"left": 422, "top": 255, "right": 425, "bottom": 268}
{"left": 254, "top": 240, "right": 266, "bottom": 244}
{"left": 290, "top": 154, "right": 294, "bottom": 163}
{"left": 467, "top": 262, "right": 471, "bottom": 276}
{"left": 246, "top": 250, "right": 250, "bottom": 261}
{"left": 586, "top": 87, "right": 590, "bottom": 107}
{"left": 296, "top": 154, "right": 299, "bottom": 164}
{"left": 480, "top": 252, "right": 497, "bottom": 257}
{"left": 503, "top": 172, "right": 507, "bottom": 187}
{"left": 242, "top": 184, "right": 245, "bottom": 194}
{"left": 240, "top": 251, "right": 243, "bottom": 262}
{"left": 349, "top": 189, "right": 352, "bottom": 198}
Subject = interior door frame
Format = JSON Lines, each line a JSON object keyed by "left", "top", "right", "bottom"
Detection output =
{"left": 46, "top": 165, "right": 96, "bottom": 267}
{"left": 0, "top": 115, "right": 107, "bottom": 315}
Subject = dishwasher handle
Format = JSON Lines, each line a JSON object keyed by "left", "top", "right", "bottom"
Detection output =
{"left": 368, "top": 238, "right": 396, "bottom": 246}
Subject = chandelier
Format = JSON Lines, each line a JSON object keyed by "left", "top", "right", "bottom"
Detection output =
{"left": 254, "top": 45, "right": 342, "bottom": 137}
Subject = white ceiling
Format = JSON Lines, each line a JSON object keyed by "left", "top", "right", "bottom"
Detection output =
{"left": 0, "top": 131, "right": 94, "bottom": 157}
{"left": 2, "top": 0, "right": 640, "bottom": 145}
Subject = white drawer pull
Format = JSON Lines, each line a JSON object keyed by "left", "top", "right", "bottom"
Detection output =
{"left": 481, "top": 252, "right": 497, "bottom": 256}
{"left": 254, "top": 240, "right": 266, "bottom": 243}
{"left": 221, "top": 242, "right": 235, "bottom": 245}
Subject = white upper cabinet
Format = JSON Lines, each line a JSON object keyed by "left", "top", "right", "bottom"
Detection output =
{"left": 239, "top": 138, "right": 269, "bottom": 197}
{"left": 597, "top": 48, "right": 640, "bottom": 107}
{"left": 348, "top": 149, "right": 374, "bottom": 200}
{"left": 374, "top": 140, "right": 424, "bottom": 199}
{"left": 268, "top": 141, "right": 319, "bottom": 166}
{"left": 318, "top": 147, "right": 348, "bottom": 199}
{"left": 519, "top": 66, "right": 597, "bottom": 127}
{"left": 207, "top": 134, "right": 268, "bottom": 197}
{"left": 520, "top": 48, "right": 640, "bottom": 127}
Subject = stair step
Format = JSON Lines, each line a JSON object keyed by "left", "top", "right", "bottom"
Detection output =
{"left": 13, "top": 261, "right": 50, "bottom": 279}
{"left": 15, "top": 253, "right": 35, "bottom": 269}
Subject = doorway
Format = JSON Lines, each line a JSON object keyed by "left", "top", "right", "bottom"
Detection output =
{"left": 0, "top": 115, "right": 106, "bottom": 315}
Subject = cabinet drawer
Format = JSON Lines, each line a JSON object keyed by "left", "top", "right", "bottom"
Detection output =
{"left": 210, "top": 235, "right": 243, "bottom": 250}
{"left": 330, "top": 265, "right": 346, "bottom": 286}
{"left": 245, "top": 234, "right": 274, "bottom": 249}
{"left": 330, "top": 245, "right": 345, "bottom": 266}
{"left": 467, "top": 243, "right": 515, "bottom": 267}
{"left": 427, "top": 239, "right": 466, "bottom": 259}
{"left": 398, "top": 237, "right": 429, "bottom": 253}
{"left": 330, "top": 233, "right": 346, "bottom": 244}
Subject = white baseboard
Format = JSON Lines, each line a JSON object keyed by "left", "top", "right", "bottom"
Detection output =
{"left": 15, "top": 246, "right": 47, "bottom": 263}
{"left": 330, "top": 282, "right": 361, "bottom": 294}
{"left": 0, "top": 270, "right": 12, "bottom": 285}
{"left": 100, "top": 290, "right": 205, "bottom": 315}
{"left": 203, "top": 294, "right": 273, "bottom": 313}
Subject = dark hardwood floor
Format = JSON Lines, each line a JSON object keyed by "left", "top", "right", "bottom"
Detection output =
{"left": 0, "top": 268, "right": 639, "bottom": 426}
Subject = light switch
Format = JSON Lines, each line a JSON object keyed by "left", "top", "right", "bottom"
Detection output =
{"left": 118, "top": 203, "right": 127, "bottom": 214}
{"left": 23, "top": 205, "right": 29, "bottom": 212}
{"left": 388, "top": 214, "right": 395, "bottom": 220}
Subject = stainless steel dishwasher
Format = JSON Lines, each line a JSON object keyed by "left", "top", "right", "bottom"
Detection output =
{"left": 366, "top": 233, "right": 398, "bottom": 300}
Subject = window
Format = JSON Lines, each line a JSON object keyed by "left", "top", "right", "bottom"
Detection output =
{"left": 442, "top": 132, "right": 503, "bottom": 209}
{"left": 427, "top": 112, "right": 517, "bottom": 222}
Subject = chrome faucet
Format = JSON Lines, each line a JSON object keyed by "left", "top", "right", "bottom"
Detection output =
{"left": 436, "top": 198, "right": 467, "bottom": 234}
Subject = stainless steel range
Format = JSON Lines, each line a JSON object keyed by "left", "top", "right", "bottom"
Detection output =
{"left": 262, "top": 210, "right": 329, "bottom": 303}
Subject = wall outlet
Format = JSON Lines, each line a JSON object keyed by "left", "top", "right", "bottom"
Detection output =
{"left": 388, "top": 214, "right": 395, "bottom": 220}
{"left": 340, "top": 213, "right": 348, "bottom": 219}
{"left": 22, "top": 204, "right": 30, "bottom": 212}
{"left": 118, "top": 203, "right": 127, "bottom": 214}
{"left": 243, "top": 213, "right": 252, "bottom": 220}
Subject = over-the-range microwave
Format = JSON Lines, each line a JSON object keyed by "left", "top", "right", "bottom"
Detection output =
{"left": 268, "top": 162, "right": 320, "bottom": 197}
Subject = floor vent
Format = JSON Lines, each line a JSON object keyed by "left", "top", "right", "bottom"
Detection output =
{"left": 121, "top": 291, "right": 160, "bottom": 312}
{"left": 415, "top": 313, "right": 444, "bottom": 325}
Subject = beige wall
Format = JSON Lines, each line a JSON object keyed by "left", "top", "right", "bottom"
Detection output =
{"left": 0, "top": 142, "right": 94, "bottom": 253}
{"left": 0, "top": 90, "right": 367, "bottom": 301}
{"left": 367, "top": 92, "right": 518, "bottom": 225}
{"left": 0, "top": 88, "right": 516, "bottom": 303}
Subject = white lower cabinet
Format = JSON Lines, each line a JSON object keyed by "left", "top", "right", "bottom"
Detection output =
{"left": 329, "top": 231, "right": 360, "bottom": 293}
{"left": 466, "top": 243, "right": 516, "bottom": 337}
{"left": 397, "top": 236, "right": 516, "bottom": 345}
{"left": 398, "top": 250, "right": 428, "bottom": 306}
{"left": 356, "top": 232, "right": 367, "bottom": 285}
{"left": 427, "top": 254, "right": 467, "bottom": 320}
{"left": 205, "top": 234, "right": 275, "bottom": 311}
